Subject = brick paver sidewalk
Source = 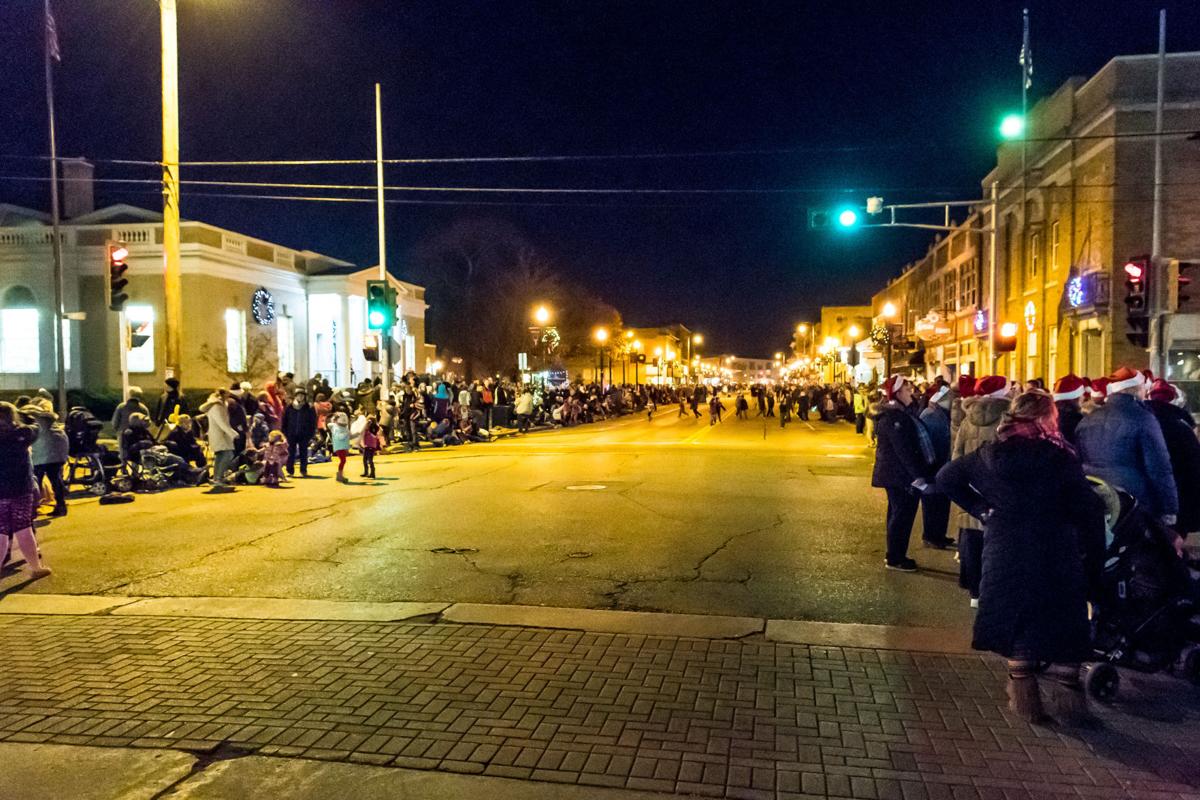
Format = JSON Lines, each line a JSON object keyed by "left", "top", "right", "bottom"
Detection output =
{"left": 0, "top": 614, "right": 1197, "bottom": 799}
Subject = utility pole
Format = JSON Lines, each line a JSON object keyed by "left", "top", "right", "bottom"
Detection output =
{"left": 44, "top": 0, "right": 67, "bottom": 413}
{"left": 1149, "top": 9, "right": 1168, "bottom": 376}
{"left": 374, "top": 83, "right": 391, "bottom": 402}
{"left": 988, "top": 180, "right": 999, "bottom": 372}
{"left": 161, "top": 0, "right": 183, "bottom": 384}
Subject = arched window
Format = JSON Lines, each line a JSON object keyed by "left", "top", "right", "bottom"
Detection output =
{"left": 1, "top": 285, "right": 40, "bottom": 373}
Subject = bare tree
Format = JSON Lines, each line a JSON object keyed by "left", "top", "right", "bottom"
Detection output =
{"left": 197, "top": 331, "right": 276, "bottom": 385}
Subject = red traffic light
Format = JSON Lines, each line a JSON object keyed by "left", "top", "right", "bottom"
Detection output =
{"left": 1123, "top": 261, "right": 1144, "bottom": 281}
{"left": 109, "top": 245, "right": 129, "bottom": 263}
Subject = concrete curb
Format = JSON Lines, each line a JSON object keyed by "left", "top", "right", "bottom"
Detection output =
{"left": 0, "top": 593, "right": 976, "bottom": 653}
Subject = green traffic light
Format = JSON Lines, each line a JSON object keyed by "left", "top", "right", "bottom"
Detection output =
{"left": 368, "top": 310, "right": 386, "bottom": 328}
{"left": 999, "top": 113, "right": 1025, "bottom": 140}
{"left": 837, "top": 209, "right": 859, "bottom": 228}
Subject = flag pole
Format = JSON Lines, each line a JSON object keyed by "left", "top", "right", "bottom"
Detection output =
{"left": 44, "top": 0, "right": 67, "bottom": 414}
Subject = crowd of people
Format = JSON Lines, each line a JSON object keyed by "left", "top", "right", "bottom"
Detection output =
{"left": 870, "top": 366, "right": 1199, "bottom": 725}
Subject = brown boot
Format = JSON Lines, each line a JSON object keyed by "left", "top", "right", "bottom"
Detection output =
{"left": 1006, "top": 674, "right": 1049, "bottom": 724}
{"left": 1044, "top": 666, "right": 1100, "bottom": 728}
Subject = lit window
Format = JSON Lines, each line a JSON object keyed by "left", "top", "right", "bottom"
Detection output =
{"left": 0, "top": 308, "right": 40, "bottom": 373}
{"left": 126, "top": 304, "right": 155, "bottom": 374}
{"left": 225, "top": 308, "right": 246, "bottom": 373}
{"left": 277, "top": 316, "right": 294, "bottom": 374}
{"left": 1050, "top": 221, "right": 1060, "bottom": 272}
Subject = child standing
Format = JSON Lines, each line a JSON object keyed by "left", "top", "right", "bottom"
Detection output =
{"left": 261, "top": 430, "right": 289, "bottom": 487}
{"left": 329, "top": 412, "right": 351, "bottom": 483}
{"left": 360, "top": 416, "right": 380, "bottom": 479}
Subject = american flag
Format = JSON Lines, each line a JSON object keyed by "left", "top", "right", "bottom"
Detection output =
{"left": 45, "top": 0, "right": 61, "bottom": 62}
{"left": 1019, "top": 8, "right": 1032, "bottom": 91}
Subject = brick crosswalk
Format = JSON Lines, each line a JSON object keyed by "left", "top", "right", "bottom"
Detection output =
{"left": 0, "top": 614, "right": 1197, "bottom": 799}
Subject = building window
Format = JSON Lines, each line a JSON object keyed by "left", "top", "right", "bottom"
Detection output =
{"left": 225, "top": 308, "right": 246, "bottom": 373}
{"left": 0, "top": 308, "right": 40, "bottom": 374}
{"left": 1025, "top": 331, "right": 1039, "bottom": 381}
{"left": 1029, "top": 232, "right": 1041, "bottom": 280}
{"left": 1050, "top": 221, "right": 1060, "bottom": 272}
{"left": 277, "top": 315, "right": 294, "bottom": 375}
{"left": 405, "top": 335, "right": 416, "bottom": 373}
{"left": 125, "top": 304, "right": 155, "bottom": 374}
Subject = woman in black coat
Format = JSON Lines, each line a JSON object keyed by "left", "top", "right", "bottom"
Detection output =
{"left": 936, "top": 389, "right": 1106, "bottom": 725}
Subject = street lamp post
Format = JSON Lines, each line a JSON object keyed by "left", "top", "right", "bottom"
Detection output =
{"left": 160, "top": 0, "right": 183, "bottom": 383}
{"left": 594, "top": 327, "right": 609, "bottom": 387}
{"left": 531, "top": 305, "right": 552, "bottom": 388}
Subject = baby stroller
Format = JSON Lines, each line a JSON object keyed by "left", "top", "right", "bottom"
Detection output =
{"left": 112, "top": 445, "right": 206, "bottom": 493}
{"left": 65, "top": 406, "right": 119, "bottom": 495}
{"left": 1083, "top": 479, "right": 1200, "bottom": 700}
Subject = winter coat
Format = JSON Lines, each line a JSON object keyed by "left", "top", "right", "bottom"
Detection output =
{"left": 0, "top": 422, "right": 37, "bottom": 499}
{"left": 330, "top": 422, "right": 351, "bottom": 452}
{"left": 950, "top": 395, "right": 1009, "bottom": 531}
{"left": 515, "top": 392, "right": 534, "bottom": 416}
{"left": 936, "top": 436, "right": 1105, "bottom": 661}
{"left": 1147, "top": 399, "right": 1200, "bottom": 533}
{"left": 262, "top": 440, "right": 289, "bottom": 468}
{"left": 111, "top": 398, "right": 149, "bottom": 437}
{"left": 226, "top": 399, "right": 248, "bottom": 438}
{"left": 918, "top": 403, "right": 952, "bottom": 469}
{"left": 30, "top": 413, "right": 69, "bottom": 465}
{"left": 165, "top": 426, "right": 203, "bottom": 460}
{"left": 282, "top": 403, "right": 317, "bottom": 441}
{"left": 154, "top": 389, "right": 186, "bottom": 426}
{"left": 1055, "top": 400, "right": 1084, "bottom": 448}
{"left": 200, "top": 397, "right": 237, "bottom": 453}
{"left": 871, "top": 401, "right": 933, "bottom": 489}
{"left": 1076, "top": 393, "right": 1178, "bottom": 519}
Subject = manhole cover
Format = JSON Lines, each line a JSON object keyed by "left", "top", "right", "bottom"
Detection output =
{"left": 565, "top": 484, "right": 607, "bottom": 491}
{"left": 567, "top": 551, "right": 592, "bottom": 559}
{"left": 429, "top": 547, "right": 479, "bottom": 555}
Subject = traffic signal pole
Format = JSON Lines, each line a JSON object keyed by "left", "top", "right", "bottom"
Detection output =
{"left": 374, "top": 83, "right": 391, "bottom": 401}
{"left": 1148, "top": 10, "right": 1168, "bottom": 377}
{"left": 118, "top": 309, "right": 130, "bottom": 401}
{"left": 43, "top": 0, "right": 67, "bottom": 413}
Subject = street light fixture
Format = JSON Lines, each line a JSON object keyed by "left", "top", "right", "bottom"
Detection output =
{"left": 534, "top": 304, "right": 551, "bottom": 325}
{"left": 848, "top": 324, "right": 861, "bottom": 338}
{"left": 999, "top": 113, "right": 1026, "bottom": 140}
{"left": 881, "top": 301, "right": 897, "bottom": 319}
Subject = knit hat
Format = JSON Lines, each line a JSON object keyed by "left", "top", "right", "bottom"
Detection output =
{"left": 1148, "top": 378, "right": 1177, "bottom": 403}
{"left": 1106, "top": 366, "right": 1145, "bottom": 394}
{"left": 975, "top": 375, "right": 1009, "bottom": 398}
{"left": 1052, "top": 374, "right": 1088, "bottom": 402}
{"left": 957, "top": 374, "right": 976, "bottom": 398}
{"left": 883, "top": 374, "right": 907, "bottom": 400}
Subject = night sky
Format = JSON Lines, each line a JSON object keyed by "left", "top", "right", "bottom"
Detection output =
{"left": 3, "top": 0, "right": 1198, "bottom": 357}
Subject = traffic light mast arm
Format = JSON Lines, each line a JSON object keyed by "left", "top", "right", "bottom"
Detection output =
{"left": 865, "top": 199, "right": 994, "bottom": 233}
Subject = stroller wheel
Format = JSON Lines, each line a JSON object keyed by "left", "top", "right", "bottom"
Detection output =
{"left": 88, "top": 480, "right": 107, "bottom": 496}
{"left": 1084, "top": 663, "right": 1120, "bottom": 702}
{"left": 1181, "top": 647, "right": 1200, "bottom": 687}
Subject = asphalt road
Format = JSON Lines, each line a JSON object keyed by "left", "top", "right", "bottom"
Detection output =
{"left": 7, "top": 404, "right": 974, "bottom": 630}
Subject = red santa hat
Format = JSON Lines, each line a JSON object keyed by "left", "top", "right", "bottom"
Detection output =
{"left": 926, "top": 380, "right": 951, "bottom": 404}
{"left": 1106, "top": 366, "right": 1146, "bottom": 394}
{"left": 1148, "top": 378, "right": 1177, "bottom": 403}
{"left": 883, "top": 374, "right": 908, "bottom": 400}
{"left": 975, "top": 375, "right": 1009, "bottom": 398}
{"left": 957, "top": 374, "right": 976, "bottom": 398}
{"left": 1091, "top": 377, "right": 1110, "bottom": 399}
{"left": 1052, "top": 374, "right": 1088, "bottom": 402}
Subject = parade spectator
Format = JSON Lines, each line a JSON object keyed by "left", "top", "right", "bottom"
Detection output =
{"left": 871, "top": 375, "right": 936, "bottom": 573}
{"left": 29, "top": 402, "right": 69, "bottom": 517}
{"left": 118, "top": 413, "right": 156, "bottom": 468}
{"left": 260, "top": 430, "right": 289, "bottom": 488}
{"left": 283, "top": 390, "right": 317, "bottom": 477}
{"left": 937, "top": 389, "right": 1105, "bottom": 725}
{"left": 227, "top": 384, "right": 249, "bottom": 454}
{"left": 1051, "top": 374, "right": 1088, "bottom": 447}
{"left": 201, "top": 389, "right": 238, "bottom": 492}
{"left": 360, "top": 416, "right": 381, "bottom": 479}
{"left": 951, "top": 375, "right": 1012, "bottom": 606}
{"left": 153, "top": 377, "right": 186, "bottom": 431}
{"left": 0, "top": 402, "right": 51, "bottom": 579}
{"left": 111, "top": 388, "right": 149, "bottom": 457}
{"left": 329, "top": 411, "right": 351, "bottom": 483}
{"left": 1077, "top": 367, "right": 1178, "bottom": 528}
{"left": 951, "top": 374, "right": 975, "bottom": 443}
{"left": 515, "top": 386, "right": 535, "bottom": 433}
{"left": 918, "top": 380, "right": 954, "bottom": 549}
{"left": 1145, "top": 378, "right": 1200, "bottom": 538}
{"left": 165, "top": 414, "right": 206, "bottom": 467}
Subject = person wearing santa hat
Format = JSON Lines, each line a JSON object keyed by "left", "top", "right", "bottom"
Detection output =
{"left": 1084, "top": 377, "right": 1108, "bottom": 411}
{"left": 951, "top": 374, "right": 976, "bottom": 444}
{"left": 918, "top": 380, "right": 956, "bottom": 549}
{"left": 1077, "top": 366, "right": 1179, "bottom": 532}
{"left": 1051, "top": 374, "right": 1088, "bottom": 447}
{"left": 871, "top": 374, "right": 938, "bottom": 572}
{"left": 1146, "top": 379, "right": 1200, "bottom": 540}
{"left": 950, "top": 375, "right": 1013, "bottom": 605}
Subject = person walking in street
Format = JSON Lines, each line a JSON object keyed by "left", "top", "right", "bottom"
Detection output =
{"left": 918, "top": 381, "right": 955, "bottom": 549}
{"left": 329, "top": 411, "right": 351, "bottom": 483}
{"left": 952, "top": 375, "right": 1012, "bottom": 606}
{"left": 283, "top": 390, "right": 317, "bottom": 478}
{"left": 200, "top": 389, "right": 238, "bottom": 492}
{"left": 871, "top": 375, "right": 936, "bottom": 573}
{"left": 709, "top": 393, "right": 725, "bottom": 425}
{"left": 735, "top": 392, "right": 749, "bottom": 420}
{"left": 360, "top": 416, "right": 381, "bottom": 479}
{"left": 1076, "top": 367, "right": 1179, "bottom": 538}
{"left": 853, "top": 387, "right": 868, "bottom": 435}
{"left": 0, "top": 402, "right": 52, "bottom": 579}
{"left": 937, "top": 389, "right": 1106, "bottom": 725}
{"left": 1145, "top": 379, "right": 1200, "bottom": 539}
{"left": 1052, "top": 374, "right": 1088, "bottom": 448}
